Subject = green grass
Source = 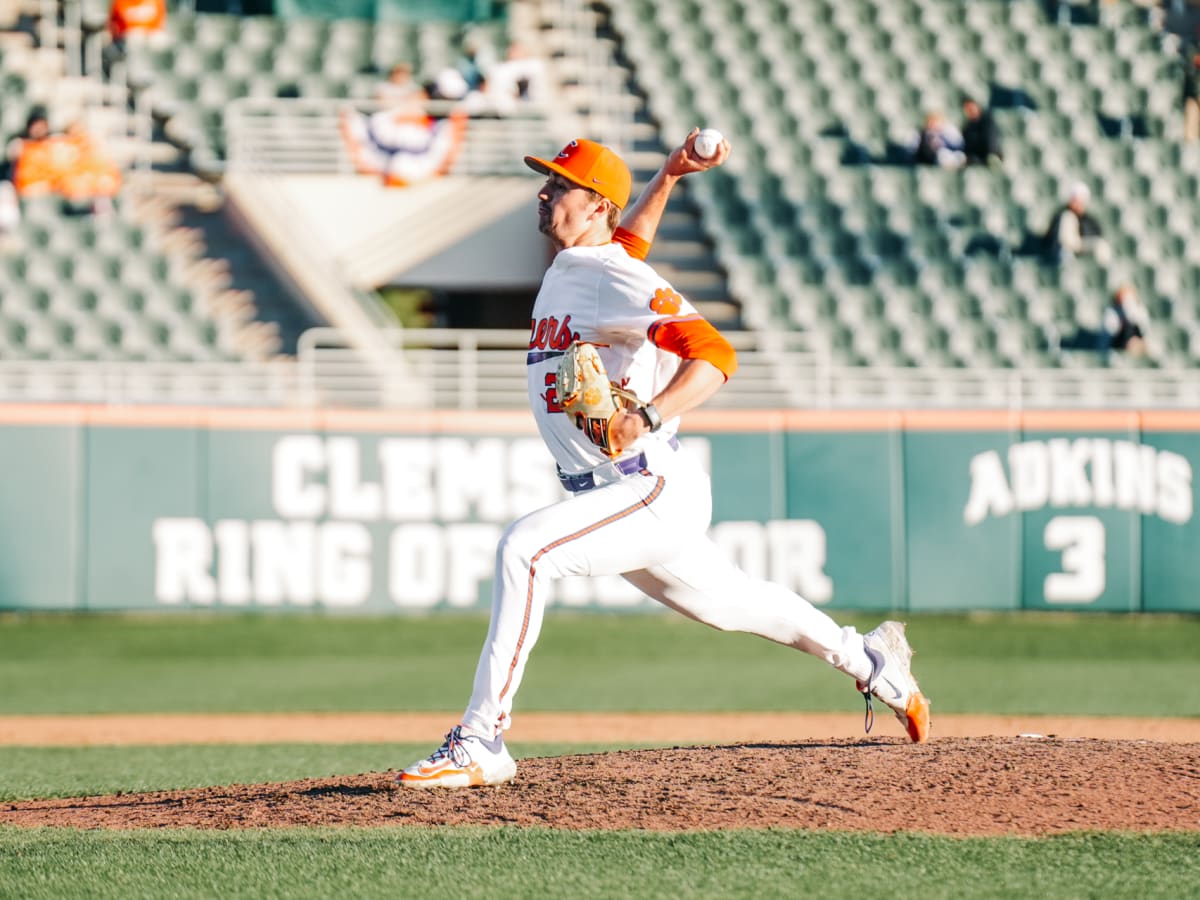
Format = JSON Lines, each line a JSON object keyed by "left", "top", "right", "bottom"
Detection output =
{"left": 2, "top": 610, "right": 1199, "bottom": 717}
{"left": 1, "top": 828, "right": 1197, "bottom": 899}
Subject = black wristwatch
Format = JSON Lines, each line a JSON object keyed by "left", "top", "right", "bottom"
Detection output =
{"left": 639, "top": 403, "right": 663, "bottom": 432}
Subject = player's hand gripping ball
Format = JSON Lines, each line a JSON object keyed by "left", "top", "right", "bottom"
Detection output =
{"left": 693, "top": 128, "right": 724, "bottom": 159}
{"left": 556, "top": 342, "right": 646, "bottom": 457}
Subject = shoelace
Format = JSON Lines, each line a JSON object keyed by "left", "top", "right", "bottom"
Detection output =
{"left": 861, "top": 690, "right": 875, "bottom": 735}
{"left": 429, "top": 727, "right": 473, "bottom": 767}
{"left": 860, "top": 642, "right": 885, "bottom": 735}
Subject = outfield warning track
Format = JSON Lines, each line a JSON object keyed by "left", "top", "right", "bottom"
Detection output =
{"left": 0, "top": 711, "right": 1197, "bottom": 745}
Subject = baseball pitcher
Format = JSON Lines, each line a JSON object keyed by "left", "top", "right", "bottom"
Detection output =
{"left": 399, "top": 131, "right": 931, "bottom": 788}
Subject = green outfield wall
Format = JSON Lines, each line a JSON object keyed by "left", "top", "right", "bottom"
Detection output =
{"left": 1, "top": 406, "right": 1196, "bottom": 613}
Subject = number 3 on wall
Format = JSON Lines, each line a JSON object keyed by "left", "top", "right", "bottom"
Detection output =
{"left": 1043, "top": 516, "right": 1106, "bottom": 603}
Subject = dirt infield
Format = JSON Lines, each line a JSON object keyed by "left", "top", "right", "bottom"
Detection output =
{"left": 2, "top": 714, "right": 1199, "bottom": 834}
{"left": 3, "top": 737, "right": 1199, "bottom": 835}
{"left": 4, "top": 710, "right": 1200, "bottom": 745}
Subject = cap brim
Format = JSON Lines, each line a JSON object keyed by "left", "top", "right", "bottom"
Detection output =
{"left": 523, "top": 154, "right": 552, "bottom": 175}
{"left": 524, "top": 154, "right": 585, "bottom": 188}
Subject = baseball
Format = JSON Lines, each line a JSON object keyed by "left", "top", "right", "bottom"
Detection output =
{"left": 693, "top": 128, "right": 723, "bottom": 159}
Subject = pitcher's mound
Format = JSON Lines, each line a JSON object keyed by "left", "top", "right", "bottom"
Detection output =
{"left": 4, "top": 737, "right": 1199, "bottom": 834}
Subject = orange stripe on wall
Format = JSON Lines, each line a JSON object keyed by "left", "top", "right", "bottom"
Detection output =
{"left": 1140, "top": 411, "right": 1200, "bottom": 431}
{"left": 681, "top": 410, "right": 906, "bottom": 431}
{"left": 0, "top": 404, "right": 1199, "bottom": 433}
{"left": 902, "top": 409, "right": 1148, "bottom": 431}
{"left": 902, "top": 410, "right": 1020, "bottom": 430}
{"left": 687, "top": 409, "right": 1200, "bottom": 432}
{"left": 0, "top": 405, "right": 542, "bottom": 433}
{"left": 1017, "top": 410, "right": 1143, "bottom": 431}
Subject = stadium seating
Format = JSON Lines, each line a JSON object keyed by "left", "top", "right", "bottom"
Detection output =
{"left": 608, "top": 0, "right": 1200, "bottom": 369}
{"left": 120, "top": 13, "right": 511, "bottom": 176}
{"left": 0, "top": 196, "right": 269, "bottom": 363}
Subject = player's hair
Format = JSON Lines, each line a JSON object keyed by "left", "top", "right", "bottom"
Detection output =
{"left": 585, "top": 187, "right": 623, "bottom": 231}
{"left": 605, "top": 200, "right": 621, "bottom": 230}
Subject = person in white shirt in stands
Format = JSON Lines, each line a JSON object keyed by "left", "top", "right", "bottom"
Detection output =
{"left": 484, "top": 42, "right": 547, "bottom": 115}
{"left": 1042, "top": 182, "right": 1112, "bottom": 265}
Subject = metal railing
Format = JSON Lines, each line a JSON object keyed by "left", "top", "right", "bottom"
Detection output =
{"left": 225, "top": 98, "right": 559, "bottom": 176}
{"left": 295, "top": 328, "right": 821, "bottom": 409}
{"left": 0, "top": 329, "right": 1195, "bottom": 410}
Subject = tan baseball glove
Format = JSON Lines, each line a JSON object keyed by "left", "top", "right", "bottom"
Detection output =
{"left": 556, "top": 341, "right": 645, "bottom": 457}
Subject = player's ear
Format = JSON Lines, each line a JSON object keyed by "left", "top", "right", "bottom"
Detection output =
{"left": 597, "top": 197, "right": 620, "bottom": 230}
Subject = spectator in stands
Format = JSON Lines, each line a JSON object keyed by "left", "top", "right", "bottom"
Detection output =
{"left": 10, "top": 107, "right": 57, "bottom": 198}
{"left": 1182, "top": 49, "right": 1200, "bottom": 142}
{"left": 6, "top": 106, "right": 51, "bottom": 165}
{"left": 1098, "top": 283, "right": 1149, "bottom": 358}
{"left": 960, "top": 95, "right": 1002, "bottom": 165}
{"left": 11, "top": 113, "right": 121, "bottom": 214}
{"left": 1040, "top": 182, "right": 1111, "bottom": 265}
{"left": 460, "top": 43, "right": 548, "bottom": 118}
{"left": 107, "top": 0, "right": 166, "bottom": 43}
{"left": 486, "top": 42, "right": 547, "bottom": 112}
{"left": 104, "top": 0, "right": 167, "bottom": 76}
{"left": 909, "top": 111, "right": 965, "bottom": 167}
{"left": 460, "top": 74, "right": 504, "bottom": 118}
{"left": 451, "top": 34, "right": 492, "bottom": 97}
{"left": 375, "top": 62, "right": 421, "bottom": 107}
{"left": 57, "top": 120, "right": 122, "bottom": 215}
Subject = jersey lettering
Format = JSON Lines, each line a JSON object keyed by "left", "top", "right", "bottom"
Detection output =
{"left": 541, "top": 372, "right": 563, "bottom": 413}
{"left": 528, "top": 314, "right": 579, "bottom": 350}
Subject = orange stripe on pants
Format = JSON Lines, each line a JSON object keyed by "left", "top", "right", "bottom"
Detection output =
{"left": 495, "top": 474, "right": 664, "bottom": 709}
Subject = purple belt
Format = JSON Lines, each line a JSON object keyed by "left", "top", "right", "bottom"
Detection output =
{"left": 557, "top": 436, "right": 680, "bottom": 493}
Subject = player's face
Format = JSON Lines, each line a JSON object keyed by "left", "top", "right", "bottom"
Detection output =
{"left": 537, "top": 174, "right": 605, "bottom": 248}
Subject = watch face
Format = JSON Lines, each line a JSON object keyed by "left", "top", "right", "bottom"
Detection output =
{"left": 641, "top": 404, "right": 662, "bottom": 432}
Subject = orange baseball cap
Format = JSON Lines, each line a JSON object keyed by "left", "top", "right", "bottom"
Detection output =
{"left": 524, "top": 139, "right": 632, "bottom": 209}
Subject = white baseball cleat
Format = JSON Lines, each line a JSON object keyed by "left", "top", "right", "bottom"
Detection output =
{"left": 857, "top": 621, "right": 931, "bottom": 743}
{"left": 397, "top": 725, "right": 517, "bottom": 788}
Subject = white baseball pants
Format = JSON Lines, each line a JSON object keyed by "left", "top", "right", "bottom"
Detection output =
{"left": 461, "top": 442, "right": 875, "bottom": 737}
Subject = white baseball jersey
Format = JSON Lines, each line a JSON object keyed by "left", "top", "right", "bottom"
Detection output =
{"left": 526, "top": 241, "right": 686, "bottom": 474}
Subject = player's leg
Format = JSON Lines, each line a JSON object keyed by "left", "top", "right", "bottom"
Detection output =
{"left": 460, "top": 470, "right": 692, "bottom": 738}
{"left": 622, "top": 547, "right": 873, "bottom": 681}
{"left": 623, "top": 544, "right": 930, "bottom": 742}
{"left": 399, "top": 467, "right": 693, "bottom": 787}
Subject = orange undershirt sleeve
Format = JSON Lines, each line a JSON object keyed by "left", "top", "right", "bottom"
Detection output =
{"left": 648, "top": 316, "right": 739, "bottom": 379}
{"left": 613, "top": 227, "right": 650, "bottom": 261}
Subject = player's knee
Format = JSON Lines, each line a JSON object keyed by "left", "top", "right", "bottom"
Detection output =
{"left": 496, "top": 522, "right": 537, "bottom": 572}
